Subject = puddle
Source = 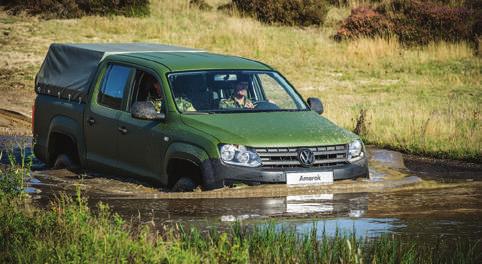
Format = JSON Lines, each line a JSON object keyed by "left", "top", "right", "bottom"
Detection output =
{"left": 403, "top": 153, "right": 482, "bottom": 181}
{"left": 27, "top": 175, "right": 482, "bottom": 240}
{"left": 1, "top": 135, "right": 482, "bottom": 241}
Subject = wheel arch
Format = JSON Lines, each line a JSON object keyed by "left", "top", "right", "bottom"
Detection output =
{"left": 46, "top": 115, "right": 84, "bottom": 166}
{"left": 163, "top": 142, "right": 220, "bottom": 189}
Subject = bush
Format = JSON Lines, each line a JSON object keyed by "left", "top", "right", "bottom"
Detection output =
{"left": 1, "top": 0, "right": 150, "bottom": 19}
{"left": 380, "top": 0, "right": 474, "bottom": 45}
{"left": 335, "top": 0, "right": 479, "bottom": 46}
{"left": 334, "top": 7, "right": 393, "bottom": 41}
{"left": 232, "top": 0, "right": 330, "bottom": 27}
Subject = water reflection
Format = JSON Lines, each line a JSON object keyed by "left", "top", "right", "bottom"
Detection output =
{"left": 278, "top": 217, "right": 482, "bottom": 240}
{"left": 278, "top": 218, "right": 403, "bottom": 239}
{"left": 94, "top": 192, "right": 369, "bottom": 223}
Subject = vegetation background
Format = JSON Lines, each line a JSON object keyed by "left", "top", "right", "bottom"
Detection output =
{"left": 0, "top": 0, "right": 480, "bottom": 162}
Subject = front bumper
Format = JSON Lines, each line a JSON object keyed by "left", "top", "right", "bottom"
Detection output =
{"left": 206, "top": 156, "right": 368, "bottom": 187}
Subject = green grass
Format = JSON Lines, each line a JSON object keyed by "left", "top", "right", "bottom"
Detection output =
{"left": 0, "top": 146, "right": 31, "bottom": 198}
{"left": 0, "top": 1, "right": 480, "bottom": 161}
{"left": 0, "top": 151, "right": 481, "bottom": 263}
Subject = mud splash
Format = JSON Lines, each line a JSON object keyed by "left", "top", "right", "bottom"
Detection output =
{"left": 27, "top": 147, "right": 423, "bottom": 200}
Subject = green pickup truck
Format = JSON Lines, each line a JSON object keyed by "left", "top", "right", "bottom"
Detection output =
{"left": 33, "top": 43, "right": 368, "bottom": 191}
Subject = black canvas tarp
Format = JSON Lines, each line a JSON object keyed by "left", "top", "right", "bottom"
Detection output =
{"left": 35, "top": 43, "right": 202, "bottom": 103}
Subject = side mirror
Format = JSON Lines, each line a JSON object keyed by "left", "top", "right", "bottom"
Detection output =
{"left": 131, "top": 101, "right": 165, "bottom": 121}
{"left": 307, "top": 97, "right": 324, "bottom": 114}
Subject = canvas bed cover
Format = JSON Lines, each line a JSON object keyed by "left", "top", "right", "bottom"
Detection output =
{"left": 35, "top": 43, "right": 202, "bottom": 103}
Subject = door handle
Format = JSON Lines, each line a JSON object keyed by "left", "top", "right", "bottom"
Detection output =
{"left": 88, "top": 117, "right": 95, "bottom": 126}
{"left": 118, "top": 126, "right": 128, "bottom": 134}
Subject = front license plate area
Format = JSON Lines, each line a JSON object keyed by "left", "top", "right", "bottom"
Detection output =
{"left": 286, "top": 171, "right": 334, "bottom": 185}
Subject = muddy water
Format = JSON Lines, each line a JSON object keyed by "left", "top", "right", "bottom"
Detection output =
{"left": 1, "top": 136, "right": 482, "bottom": 240}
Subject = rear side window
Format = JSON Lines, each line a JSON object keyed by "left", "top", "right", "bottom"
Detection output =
{"left": 98, "top": 64, "right": 133, "bottom": 110}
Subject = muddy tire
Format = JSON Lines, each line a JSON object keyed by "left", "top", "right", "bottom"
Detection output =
{"left": 172, "top": 177, "right": 198, "bottom": 192}
{"left": 53, "top": 154, "right": 80, "bottom": 172}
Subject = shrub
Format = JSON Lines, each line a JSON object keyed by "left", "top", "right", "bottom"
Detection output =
{"left": 464, "top": 0, "right": 482, "bottom": 37}
{"left": 232, "top": 0, "right": 330, "bottom": 27}
{"left": 334, "top": 7, "right": 393, "bottom": 41}
{"left": 335, "top": 0, "right": 478, "bottom": 46}
{"left": 0, "top": 0, "right": 150, "bottom": 19}
{"left": 379, "top": 0, "right": 474, "bottom": 45}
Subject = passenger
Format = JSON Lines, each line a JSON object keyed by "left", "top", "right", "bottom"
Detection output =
{"left": 147, "top": 79, "right": 163, "bottom": 112}
{"left": 219, "top": 81, "right": 254, "bottom": 109}
{"left": 174, "top": 96, "right": 196, "bottom": 112}
{"left": 147, "top": 78, "right": 196, "bottom": 112}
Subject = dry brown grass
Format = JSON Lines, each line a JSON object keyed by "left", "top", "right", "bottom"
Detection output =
{"left": 0, "top": 0, "right": 480, "bottom": 161}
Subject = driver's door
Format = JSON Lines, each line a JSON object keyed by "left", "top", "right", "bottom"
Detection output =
{"left": 116, "top": 69, "right": 168, "bottom": 182}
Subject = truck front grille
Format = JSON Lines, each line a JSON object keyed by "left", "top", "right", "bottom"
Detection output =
{"left": 254, "top": 144, "right": 348, "bottom": 169}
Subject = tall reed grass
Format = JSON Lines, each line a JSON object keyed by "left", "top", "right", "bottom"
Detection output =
{"left": 0, "top": 141, "right": 32, "bottom": 198}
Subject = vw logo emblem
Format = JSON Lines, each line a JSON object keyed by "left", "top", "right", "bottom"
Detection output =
{"left": 297, "top": 149, "right": 315, "bottom": 167}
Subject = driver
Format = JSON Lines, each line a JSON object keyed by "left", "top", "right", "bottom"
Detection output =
{"left": 219, "top": 81, "right": 254, "bottom": 109}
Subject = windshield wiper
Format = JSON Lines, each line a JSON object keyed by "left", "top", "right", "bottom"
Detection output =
{"left": 248, "top": 109, "right": 308, "bottom": 113}
{"left": 182, "top": 111, "right": 215, "bottom": 115}
{"left": 183, "top": 109, "right": 308, "bottom": 114}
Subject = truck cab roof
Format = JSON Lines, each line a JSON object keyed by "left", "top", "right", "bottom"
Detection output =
{"left": 117, "top": 51, "right": 272, "bottom": 72}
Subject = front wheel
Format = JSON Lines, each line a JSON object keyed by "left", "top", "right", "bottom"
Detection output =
{"left": 172, "top": 177, "right": 198, "bottom": 192}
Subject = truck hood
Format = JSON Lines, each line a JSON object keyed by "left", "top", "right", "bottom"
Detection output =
{"left": 181, "top": 111, "right": 358, "bottom": 147}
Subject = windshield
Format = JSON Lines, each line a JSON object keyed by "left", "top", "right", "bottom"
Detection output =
{"left": 168, "top": 71, "right": 308, "bottom": 113}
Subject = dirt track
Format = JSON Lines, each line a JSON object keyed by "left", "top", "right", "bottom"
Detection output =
{"left": 0, "top": 108, "right": 31, "bottom": 136}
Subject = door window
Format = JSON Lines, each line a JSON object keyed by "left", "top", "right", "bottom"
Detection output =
{"left": 130, "top": 70, "right": 164, "bottom": 113}
{"left": 98, "top": 64, "right": 133, "bottom": 110}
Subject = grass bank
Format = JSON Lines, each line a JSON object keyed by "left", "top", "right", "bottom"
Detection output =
{"left": 1, "top": 152, "right": 481, "bottom": 263}
{"left": 0, "top": 0, "right": 480, "bottom": 161}
{"left": 1, "top": 192, "right": 480, "bottom": 263}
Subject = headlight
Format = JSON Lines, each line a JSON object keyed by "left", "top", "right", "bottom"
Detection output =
{"left": 219, "top": 144, "right": 262, "bottom": 167}
{"left": 348, "top": 139, "right": 364, "bottom": 162}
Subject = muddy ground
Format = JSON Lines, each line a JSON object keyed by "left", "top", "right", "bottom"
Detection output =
{"left": 1, "top": 110, "right": 481, "bottom": 241}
